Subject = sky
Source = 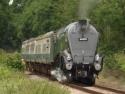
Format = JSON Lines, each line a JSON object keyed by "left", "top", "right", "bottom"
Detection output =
{"left": 9, "top": 0, "right": 14, "bottom": 6}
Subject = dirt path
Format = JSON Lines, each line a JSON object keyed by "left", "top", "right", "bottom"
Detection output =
{"left": 96, "top": 75, "right": 125, "bottom": 92}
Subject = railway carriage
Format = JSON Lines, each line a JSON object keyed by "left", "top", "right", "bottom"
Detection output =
{"left": 22, "top": 19, "right": 104, "bottom": 85}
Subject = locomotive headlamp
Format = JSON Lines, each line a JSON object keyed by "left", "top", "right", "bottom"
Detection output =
{"left": 67, "top": 56, "right": 72, "bottom": 61}
{"left": 94, "top": 54, "right": 103, "bottom": 71}
{"left": 64, "top": 50, "right": 72, "bottom": 61}
{"left": 94, "top": 63, "right": 101, "bottom": 71}
{"left": 95, "top": 54, "right": 100, "bottom": 62}
{"left": 66, "top": 62, "right": 73, "bottom": 70}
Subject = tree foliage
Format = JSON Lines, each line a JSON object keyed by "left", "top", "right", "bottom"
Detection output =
{"left": 0, "top": 0, "right": 78, "bottom": 50}
{"left": 1, "top": 0, "right": 125, "bottom": 54}
{"left": 0, "top": 0, "right": 18, "bottom": 49}
{"left": 90, "top": 0, "right": 125, "bottom": 53}
{"left": 89, "top": 0, "right": 125, "bottom": 70}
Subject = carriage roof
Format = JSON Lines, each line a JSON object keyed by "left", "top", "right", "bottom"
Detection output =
{"left": 22, "top": 31, "right": 55, "bottom": 44}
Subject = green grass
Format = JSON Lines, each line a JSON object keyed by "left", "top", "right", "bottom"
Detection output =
{"left": 103, "top": 51, "right": 125, "bottom": 71}
{"left": 115, "top": 53, "right": 125, "bottom": 72}
{"left": 0, "top": 65, "right": 69, "bottom": 94}
{"left": 101, "top": 51, "right": 125, "bottom": 83}
{"left": 0, "top": 50, "right": 69, "bottom": 94}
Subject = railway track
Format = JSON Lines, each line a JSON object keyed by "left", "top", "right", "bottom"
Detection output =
{"left": 26, "top": 71, "right": 125, "bottom": 94}
{"left": 65, "top": 82, "right": 125, "bottom": 94}
{"left": 94, "top": 85, "right": 125, "bottom": 94}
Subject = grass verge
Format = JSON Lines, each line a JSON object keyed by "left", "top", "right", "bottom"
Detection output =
{"left": 0, "top": 50, "right": 69, "bottom": 94}
{"left": 0, "top": 65, "right": 69, "bottom": 94}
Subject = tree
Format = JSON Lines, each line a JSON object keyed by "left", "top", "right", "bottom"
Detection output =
{"left": 90, "top": 0, "right": 125, "bottom": 53}
{"left": 0, "top": 0, "right": 18, "bottom": 50}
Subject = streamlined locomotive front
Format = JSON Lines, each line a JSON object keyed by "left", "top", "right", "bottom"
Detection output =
{"left": 64, "top": 20, "right": 103, "bottom": 85}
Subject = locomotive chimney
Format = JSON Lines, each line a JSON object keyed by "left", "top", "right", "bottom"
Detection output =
{"left": 78, "top": 19, "right": 89, "bottom": 31}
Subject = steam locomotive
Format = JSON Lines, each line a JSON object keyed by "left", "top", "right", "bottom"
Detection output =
{"left": 21, "top": 19, "right": 104, "bottom": 85}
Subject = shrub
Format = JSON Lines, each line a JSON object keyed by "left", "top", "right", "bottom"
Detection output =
{"left": 104, "top": 54, "right": 121, "bottom": 70}
{"left": 0, "top": 50, "right": 24, "bottom": 71}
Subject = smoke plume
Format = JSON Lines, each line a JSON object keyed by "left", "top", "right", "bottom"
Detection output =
{"left": 78, "top": 0, "right": 100, "bottom": 19}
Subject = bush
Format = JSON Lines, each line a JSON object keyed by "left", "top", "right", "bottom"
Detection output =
{"left": 0, "top": 50, "right": 24, "bottom": 71}
{"left": 6, "top": 53, "right": 24, "bottom": 70}
{"left": 104, "top": 54, "right": 121, "bottom": 70}
{"left": 114, "top": 53, "right": 125, "bottom": 72}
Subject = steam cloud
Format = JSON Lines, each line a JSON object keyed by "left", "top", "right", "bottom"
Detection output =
{"left": 78, "top": 0, "right": 100, "bottom": 19}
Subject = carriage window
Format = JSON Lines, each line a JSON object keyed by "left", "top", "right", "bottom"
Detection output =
{"left": 42, "top": 44, "right": 47, "bottom": 53}
{"left": 47, "top": 39, "right": 49, "bottom": 43}
{"left": 36, "top": 45, "right": 41, "bottom": 54}
{"left": 30, "top": 43, "right": 35, "bottom": 54}
{"left": 41, "top": 38, "right": 51, "bottom": 54}
{"left": 26, "top": 45, "right": 29, "bottom": 54}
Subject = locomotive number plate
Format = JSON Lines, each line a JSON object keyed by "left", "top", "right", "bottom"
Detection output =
{"left": 79, "top": 38, "right": 88, "bottom": 41}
